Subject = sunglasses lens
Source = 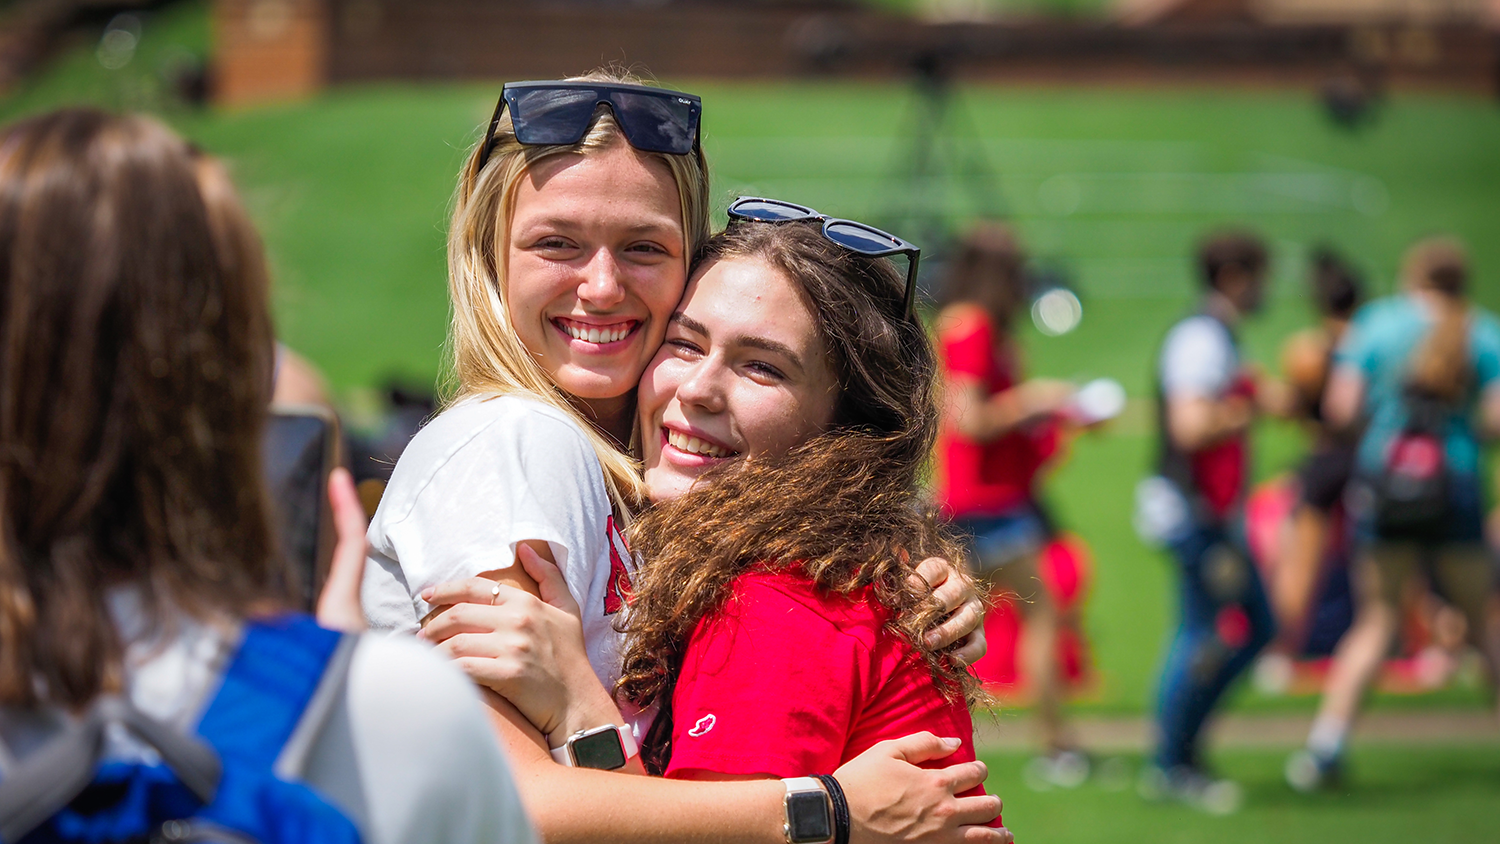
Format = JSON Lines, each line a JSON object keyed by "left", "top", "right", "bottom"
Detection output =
{"left": 730, "top": 199, "right": 814, "bottom": 222}
{"left": 824, "top": 221, "right": 900, "bottom": 255}
{"left": 508, "top": 88, "right": 598, "bottom": 145}
{"left": 611, "top": 92, "right": 699, "bottom": 155}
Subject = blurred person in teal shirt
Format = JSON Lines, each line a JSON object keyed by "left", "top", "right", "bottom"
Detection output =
{"left": 1288, "top": 237, "right": 1500, "bottom": 791}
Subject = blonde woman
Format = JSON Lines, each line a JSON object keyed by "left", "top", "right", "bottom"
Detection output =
{"left": 360, "top": 72, "right": 1005, "bottom": 844}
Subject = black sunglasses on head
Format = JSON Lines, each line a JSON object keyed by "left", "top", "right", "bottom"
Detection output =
{"left": 479, "top": 80, "right": 703, "bottom": 165}
{"left": 727, "top": 197, "right": 921, "bottom": 319}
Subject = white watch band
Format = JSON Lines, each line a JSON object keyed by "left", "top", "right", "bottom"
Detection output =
{"left": 550, "top": 724, "right": 639, "bottom": 766}
{"left": 782, "top": 776, "right": 823, "bottom": 793}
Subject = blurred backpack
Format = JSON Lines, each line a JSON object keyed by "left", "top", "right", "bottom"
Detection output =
{"left": 1371, "top": 389, "right": 1450, "bottom": 540}
{"left": 0, "top": 616, "right": 362, "bottom": 844}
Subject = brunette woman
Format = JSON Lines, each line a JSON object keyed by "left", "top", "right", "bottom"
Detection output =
{"left": 1271, "top": 248, "right": 1364, "bottom": 648}
{"left": 0, "top": 109, "right": 532, "bottom": 844}
{"left": 620, "top": 216, "right": 998, "bottom": 810}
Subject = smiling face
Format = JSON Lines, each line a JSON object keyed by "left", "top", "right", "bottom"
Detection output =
{"left": 505, "top": 141, "right": 686, "bottom": 410}
{"left": 638, "top": 255, "right": 840, "bottom": 502}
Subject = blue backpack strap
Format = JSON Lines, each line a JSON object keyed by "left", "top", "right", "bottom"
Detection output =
{"left": 192, "top": 615, "right": 363, "bottom": 844}
{"left": 194, "top": 615, "right": 346, "bottom": 768}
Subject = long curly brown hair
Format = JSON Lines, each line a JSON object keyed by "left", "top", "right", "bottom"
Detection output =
{"left": 617, "top": 220, "right": 982, "bottom": 774}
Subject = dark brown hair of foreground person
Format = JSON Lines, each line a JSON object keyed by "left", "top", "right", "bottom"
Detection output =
{"left": 1403, "top": 236, "right": 1472, "bottom": 403}
{"left": 617, "top": 221, "right": 982, "bottom": 775}
{"left": 0, "top": 109, "right": 281, "bottom": 708}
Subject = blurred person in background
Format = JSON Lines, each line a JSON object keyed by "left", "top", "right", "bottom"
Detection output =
{"left": 1138, "top": 231, "right": 1278, "bottom": 813}
{"left": 0, "top": 108, "right": 533, "bottom": 844}
{"left": 931, "top": 222, "right": 1087, "bottom": 786}
{"left": 1269, "top": 248, "right": 1365, "bottom": 649}
{"left": 359, "top": 70, "right": 1007, "bottom": 844}
{"left": 1286, "top": 237, "right": 1500, "bottom": 791}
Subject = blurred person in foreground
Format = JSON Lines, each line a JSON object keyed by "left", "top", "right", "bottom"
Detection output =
{"left": 191, "top": 146, "right": 336, "bottom": 413}
{"left": 1286, "top": 237, "right": 1500, "bottom": 791}
{"left": 1269, "top": 248, "right": 1366, "bottom": 649}
{"left": 0, "top": 108, "right": 534, "bottom": 844}
{"left": 1138, "top": 231, "right": 1279, "bottom": 812}
{"left": 931, "top": 222, "right": 1087, "bottom": 786}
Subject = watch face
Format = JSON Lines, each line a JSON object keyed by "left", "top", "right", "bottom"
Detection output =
{"left": 570, "top": 728, "right": 628, "bottom": 770}
{"left": 786, "top": 791, "right": 832, "bottom": 844}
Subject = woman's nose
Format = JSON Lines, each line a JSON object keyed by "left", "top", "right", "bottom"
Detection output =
{"left": 578, "top": 249, "right": 626, "bottom": 309}
{"left": 675, "top": 359, "right": 727, "bottom": 413}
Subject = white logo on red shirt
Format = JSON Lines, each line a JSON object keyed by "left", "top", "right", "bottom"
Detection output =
{"left": 687, "top": 714, "right": 716, "bottom": 737}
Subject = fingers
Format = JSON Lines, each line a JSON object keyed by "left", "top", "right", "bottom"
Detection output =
{"left": 948, "top": 792, "right": 1004, "bottom": 828}
{"left": 939, "top": 758, "right": 990, "bottom": 795}
{"left": 422, "top": 576, "right": 521, "bottom": 609}
{"left": 875, "top": 731, "right": 963, "bottom": 765}
{"left": 914, "top": 556, "right": 949, "bottom": 591}
{"left": 930, "top": 565, "right": 972, "bottom": 614}
{"left": 434, "top": 631, "right": 519, "bottom": 662}
{"left": 926, "top": 597, "right": 983, "bottom": 650}
{"left": 419, "top": 603, "right": 507, "bottom": 644}
{"left": 517, "top": 543, "right": 581, "bottom": 617}
{"left": 950, "top": 626, "right": 988, "bottom": 667}
{"left": 316, "top": 467, "right": 368, "bottom": 632}
{"left": 962, "top": 822, "right": 1014, "bottom": 844}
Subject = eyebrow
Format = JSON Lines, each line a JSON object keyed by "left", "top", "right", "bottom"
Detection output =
{"left": 670, "top": 312, "right": 806, "bottom": 372}
{"left": 524, "top": 217, "right": 680, "bottom": 238}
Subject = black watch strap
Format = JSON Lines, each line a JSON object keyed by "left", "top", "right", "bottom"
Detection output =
{"left": 814, "top": 774, "right": 851, "bottom": 844}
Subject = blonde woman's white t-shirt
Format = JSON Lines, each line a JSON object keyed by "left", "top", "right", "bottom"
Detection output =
{"left": 361, "top": 394, "right": 637, "bottom": 721}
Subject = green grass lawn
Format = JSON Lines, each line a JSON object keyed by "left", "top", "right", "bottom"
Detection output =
{"left": 981, "top": 745, "right": 1500, "bottom": 843}
{"left": 6, "top": 1, "right": 1500, "bottom": 720}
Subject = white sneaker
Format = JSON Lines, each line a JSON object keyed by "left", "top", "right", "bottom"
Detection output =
{"left": 1285, "top": 748, "right": 1342, "bottom": 793}
{"left": 1139, "top": 765, "right": 1243, "bottom": 815}
{"left": 1023, "top": 750, "right": 1091, "bottom": 790}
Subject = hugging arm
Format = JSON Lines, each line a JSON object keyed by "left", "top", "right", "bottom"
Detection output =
{"left": 421, "top": 553, "right": 1007, "bottom": 844}
{"left": 480, "top": 701, "right": 1005, "bottom": 844}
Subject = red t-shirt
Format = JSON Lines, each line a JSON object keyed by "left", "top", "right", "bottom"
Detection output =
{"left": 1188, "top": 372, "right": 1257, "bottom": 518}
{"left": 664, "top": 568, "right": 999, "bottom": 827}
{"left": 935, "top": 307, "right": 1057, "bottom": 519}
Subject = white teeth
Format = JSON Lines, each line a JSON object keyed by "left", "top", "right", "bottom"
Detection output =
{"left": 667, "top": 429, "right": 733, "bottom": 458}
{"left": 561, "top": 321, "right": 632, "bottom": 343}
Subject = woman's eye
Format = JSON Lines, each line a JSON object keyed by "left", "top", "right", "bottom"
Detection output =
{"left": 746, "top": 362, "right": 786, "bottom": 382}
{"left": 667, "top": 338, "right": 703, "bottom": 357}
{"left": 626, "top": 242, "right": 670, "bottom": 258}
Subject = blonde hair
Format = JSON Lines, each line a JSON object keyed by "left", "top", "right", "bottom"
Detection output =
{"left": 445, "top": 69, "right": 711, "bottom": 514}
{"left": 1402, "top": 236, "right": 1471, "bottom": 402}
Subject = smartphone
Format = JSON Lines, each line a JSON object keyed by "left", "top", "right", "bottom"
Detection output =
{"left": 263, "top": 404, "right": 340, "bottom": 612}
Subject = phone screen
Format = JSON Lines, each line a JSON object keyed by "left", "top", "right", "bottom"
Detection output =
{"left": 263, "top": 407, "right": 337, "bottom": 611}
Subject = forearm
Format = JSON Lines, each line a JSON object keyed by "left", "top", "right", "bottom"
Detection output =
{"left": 488, "top": 700, "right": 784, "bottom": 844}
{"left": 1168, "top": 395, "right": 1251, "bottom": 452}
{"left": 523, "top": 762, "right": 784, "bottom": 844}
{"left": 950, "top": 383, "right": 1050, "bottom": 442}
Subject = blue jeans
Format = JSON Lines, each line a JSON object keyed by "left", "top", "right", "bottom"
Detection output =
{"left": 953, "top": 503, "right": 1049, "bottom": 574}
{"left": 1153, "top": 521, "right": 1275, "bottom": 770}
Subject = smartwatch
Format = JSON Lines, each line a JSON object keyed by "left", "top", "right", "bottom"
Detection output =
{"left": 550, "top": 723, "right": 639, "bottom": 770}
{"left": 781, "top": 777, "right": 833, "bottom": 844}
